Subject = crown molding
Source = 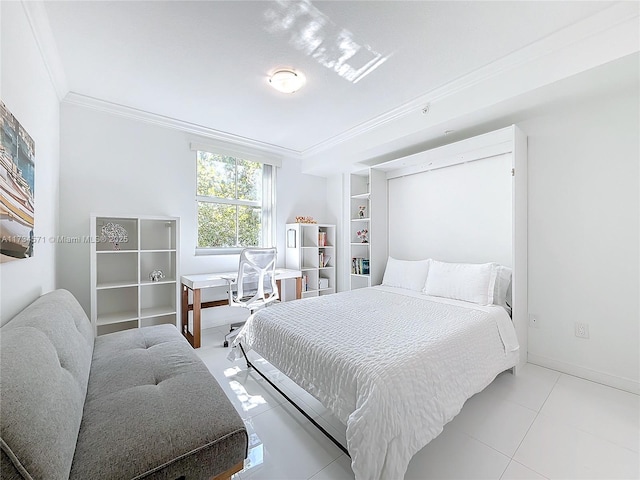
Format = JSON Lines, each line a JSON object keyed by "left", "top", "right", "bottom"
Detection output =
{"left": 38, "top": 1, "right": 638, "bottom": 162}
{"left": 62, "top": 92, "right": 303, "bottom": 160}
{"left": 300, "top": 2, "right": 639, "bottom": 159}
{"left": 22, "top": 1, "right": 69, "bottom": 101}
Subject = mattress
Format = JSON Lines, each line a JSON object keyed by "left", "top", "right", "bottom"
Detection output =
{"left": 232, "top": 285, "right": 519, "bottom": 480}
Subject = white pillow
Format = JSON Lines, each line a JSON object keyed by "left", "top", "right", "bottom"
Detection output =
{"left": 493, "top": 265, "right": 512, "bottom": 313}
{"left": 423, "top": 260, "right": 497, "bottom": 305}
{"left": 382, "top": 257, "right": 430, "bottom": 292}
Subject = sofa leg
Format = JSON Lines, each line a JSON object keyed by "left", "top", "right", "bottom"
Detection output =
{"left": 211, "top": 460, "right": 244, "bottom": 480}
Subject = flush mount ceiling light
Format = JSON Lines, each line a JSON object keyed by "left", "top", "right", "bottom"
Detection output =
{"left": 268, "top": 69, "right": 305, "bottom": 94}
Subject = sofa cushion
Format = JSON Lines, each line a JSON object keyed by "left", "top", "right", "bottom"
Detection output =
{"left": 0, "top": 289, "right": 94, "bottom": 480}
{"left": 69, "top": 324, "right": 248, "bottom": 480}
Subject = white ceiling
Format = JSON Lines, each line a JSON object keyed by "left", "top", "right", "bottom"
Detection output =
{"left": 39, "top": 1, "right": 638, "bottom": 174}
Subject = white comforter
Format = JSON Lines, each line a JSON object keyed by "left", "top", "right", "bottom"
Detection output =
{"left": 232, "top": 286, "right": 519, "bottom": 480}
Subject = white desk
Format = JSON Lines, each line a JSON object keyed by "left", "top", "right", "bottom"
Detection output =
{"left": 180, "top": 268, "right": 302, "bottom": 348}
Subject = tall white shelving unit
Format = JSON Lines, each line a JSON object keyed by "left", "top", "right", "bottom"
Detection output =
{"left": 348, "top": 168, "right": 388, "bottom": 289}
{"left": 90, "top": 214, "right": 180, "bottom": 336}
{"left": 285, "top": 223, "right": 336, "bottom": 298}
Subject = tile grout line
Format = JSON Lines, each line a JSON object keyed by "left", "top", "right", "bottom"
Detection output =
{"left": 446, "top": 425, "right": 529, "bottom": 480}
{"left": 501, "top": 372, "right": 563, "bottom": 480}
{"left": 307, "top": 454, "right": 351, "bottom": 480}
{"left": 481, "top": 377, "right": 540, "bottom": 415}
{"left": 446, "top": 370, "right": 551, "bottom": 469}
{"left": 500, "top": 459, "right": 548, "bottom": 480}
{"left": 528, "top": 373, "right": 640, "bottom": 456}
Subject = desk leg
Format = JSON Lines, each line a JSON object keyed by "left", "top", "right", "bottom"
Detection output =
{"left": 193, "top": 288, "right": 201, "bottom": 349}
{"left": 295, "top": 277, "right": 302, "bottom": 300}
{"left": 275, "top": 278, "right": 302, "bottom": 301}
{"left": 181, "top": 285, "right": 198, "bottom": 348}
{"left": 181, "top": 285, "right": 189, "bottom": 337}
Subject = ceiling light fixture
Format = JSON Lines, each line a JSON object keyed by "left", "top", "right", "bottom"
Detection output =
{"left": 268, "top": 69, "right": 305, "bottom": 94}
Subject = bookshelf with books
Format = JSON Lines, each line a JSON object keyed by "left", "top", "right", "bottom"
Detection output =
{"left": 351, "top": 257, "right": 370, "bottom": 275}
{"left": 348, "top": 168, "right": 388, "bottom": 290}
{"left": 285, "top": 223, "right": 336, "bottom": 298}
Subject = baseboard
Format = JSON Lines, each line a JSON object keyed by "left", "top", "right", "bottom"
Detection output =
{"left": 528, "top": 354, "right": 640, "bottom": 395}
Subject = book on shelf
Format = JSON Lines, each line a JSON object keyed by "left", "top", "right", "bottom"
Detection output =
{"left": 351, "top": 257, "right": 370, "bottom": 275}
{"left": 319, "top": 252, "right": 331, "bottom": 267}
{"left": 318, "top": 231, "right": 327, "bottom": 247}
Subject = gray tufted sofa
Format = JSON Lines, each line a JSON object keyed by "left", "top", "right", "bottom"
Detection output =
{"left": 0, "top": 289, "right": 247, "bottom": 480}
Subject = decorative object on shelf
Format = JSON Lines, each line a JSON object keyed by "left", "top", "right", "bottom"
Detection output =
{"left": 287, "top": 229, "right": 296, "bottom": 248}
{"left": 101, "top": 222, "right": 128, "bottom": 250}
{"left": 358, "top": 206, "right": 366, "bottom": 218}
{"left": 149, "top": 269, "right": 165, "bottom": 282}
{"left": 295, "top": 216, "right": 317, "bottom": 224}
{"left": 357, "top": 229, "right": 369, "bottom": 243}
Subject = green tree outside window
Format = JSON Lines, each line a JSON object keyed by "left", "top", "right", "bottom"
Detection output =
{"left": 197, "top": 152, "right": 263, "bottom": 248}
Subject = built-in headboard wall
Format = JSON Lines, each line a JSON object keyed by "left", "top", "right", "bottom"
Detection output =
{"left": 387, "top": 153, "right": 512, "bottom": 267}
{"left": 369, "top": 125, "right": 527, "bottom": 371}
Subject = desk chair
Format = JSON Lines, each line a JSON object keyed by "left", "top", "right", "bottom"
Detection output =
{"left": 223, "top": 247, "right": 279, "bottom": 347}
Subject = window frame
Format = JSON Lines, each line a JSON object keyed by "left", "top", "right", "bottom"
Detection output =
{"left": 194, "top": 148, "right": 276, "bottom": 256}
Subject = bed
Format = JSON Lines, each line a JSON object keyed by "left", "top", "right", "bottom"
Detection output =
{"left": 231, "top": 263, "right": 519, "bottom": 480}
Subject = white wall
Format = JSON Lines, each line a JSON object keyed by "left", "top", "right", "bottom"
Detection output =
{"left": 388, "top": 153, "right": 513, "bottom": 267}
{"left": 58, "top": 104, "right": 327, "bottom": 324}
{"left": 276, "top": 156, "right": 329, "bottom": 254}
{"left": 521, "top": 86, "right": 639, "bottom": 393}
{"left": 0, "top": 2, "right": 60, "bottom": 324}
{"left": 274, "top": 156, "right": 328, "bottom": 301}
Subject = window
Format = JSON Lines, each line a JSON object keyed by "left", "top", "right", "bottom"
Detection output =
{"left": 196, "top": 150, "right": 275, "bottom": 253}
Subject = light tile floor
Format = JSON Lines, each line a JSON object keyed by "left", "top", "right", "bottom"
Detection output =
{"left": 196, "top": 326, "right": 640, "bottom": 480}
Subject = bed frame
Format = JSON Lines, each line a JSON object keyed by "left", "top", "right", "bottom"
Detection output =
{"left": 238, "top": 343, "right": 350, "bottom": 457}
{"left": 239, "top": 340, "right": 514, "bottom": 463}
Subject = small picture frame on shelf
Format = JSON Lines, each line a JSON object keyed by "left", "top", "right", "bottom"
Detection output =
{"left": 287, "top": 229, "right": 296, "bottom": 248}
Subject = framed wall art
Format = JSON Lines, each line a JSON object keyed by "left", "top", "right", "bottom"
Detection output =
{"left": 1, "top": 100, "right": 35, "bottom": 261}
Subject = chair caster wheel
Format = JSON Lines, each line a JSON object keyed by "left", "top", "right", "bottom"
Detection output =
{"left": 223, "top": 341, "right": 229, "bottom": 347}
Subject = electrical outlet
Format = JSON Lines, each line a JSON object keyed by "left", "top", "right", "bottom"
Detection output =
{"left": 529, "top": 314, "right": 539, "bottom": 329}
{"left": 575, "top": 322, "right": 590, "bottom": 339}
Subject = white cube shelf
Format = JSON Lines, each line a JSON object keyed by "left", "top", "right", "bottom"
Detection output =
{"left": 285, "top": 223, "right": 336, "bottom": 298}
{"left": 90, "top": 214, "right": 180, "bottom": 336}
